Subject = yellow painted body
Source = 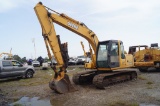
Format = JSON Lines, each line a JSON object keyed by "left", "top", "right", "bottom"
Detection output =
{"left": 134, "top": 48, "right": 160, "bottom": 67}
{"left": 134, "top": 48, "right": 160, "bottom": 62}
{"left": 80, "top": 41, "right": 87, "bottom": 57}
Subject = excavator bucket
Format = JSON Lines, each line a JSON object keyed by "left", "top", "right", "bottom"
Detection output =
{"left": 49, "top": 74, "right": 76, "bottom": 94}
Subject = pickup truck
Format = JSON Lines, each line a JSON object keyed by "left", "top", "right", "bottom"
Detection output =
{"left": 32, "top": 61, "right": 40, "bottom": 67}
{"left": 0, "top": 60, "right": 35, "bottom": 79}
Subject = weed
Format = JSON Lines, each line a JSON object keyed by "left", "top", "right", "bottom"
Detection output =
{"left": 109, "top": 101, "right": 139, "bottom": 106}
{"left": 146, "top": 81, "right": 153, "bottom": 85}
{"left": 138, "top": 75, "right": 147, "bottom": 80}
{"left": 147, "top": 86, "right": 153, "bottom": 89}
{"left": 13, "top": 103, "right": 23, "bottom": 106}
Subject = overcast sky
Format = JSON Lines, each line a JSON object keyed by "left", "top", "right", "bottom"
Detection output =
{"left": 0, "top": 0, "right": 160, "bottom": 59}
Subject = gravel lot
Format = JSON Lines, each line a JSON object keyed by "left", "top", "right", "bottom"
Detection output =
{"left": 0, "top": 67, "right": 160, "bottom": 106}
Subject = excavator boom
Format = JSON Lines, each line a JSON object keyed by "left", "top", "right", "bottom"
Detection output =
{"left": 34, "top": 2, "right": 98, "bottom": 69}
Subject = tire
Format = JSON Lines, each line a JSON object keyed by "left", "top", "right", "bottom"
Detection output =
{"left": 17, "top": 76, "right": 23, "bottom": 79}
{"left": 25, "top": 70, "right": 33, "bottom": 78}
{"left": 156, "top": 68, "right": 160, "bottom": 71}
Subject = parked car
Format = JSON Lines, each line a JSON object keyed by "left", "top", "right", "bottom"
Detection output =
{"left": 75, "top": 56, "right": 86, "bottom": 65}
{"left": 32, "top": 61, "right": 40, "bottom": 67}
{"left": 52, "top": 57, "right": 57, "bottom": 64}
{"left": 49, "top": 57, "right": 57, "bottom": 66}
{"left": 68, "top": 58, "right": 76, "bottom": 65}
{"left": 68, "top": 56, "right": 91, "bottom": 65}
{"left": 0, "top": 60, "right": 35, "bottom": 79}
{"left": 42, "top": 62, "right": 48, "bottom": 69}
{"left": 48, "top": 61, "right": 51, "bottom": 66}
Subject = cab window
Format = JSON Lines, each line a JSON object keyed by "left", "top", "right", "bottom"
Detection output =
{"left": 12, "top": 61, "right": 21, "bottom": 66}
{"left": 120, "top": 43, "right": 125, "bottom": 59}
{"left": 2, "top": 61, "right": 12, "bottom": 67}
{"left": 111, "top": 43, "right": 118, "bottom": 56}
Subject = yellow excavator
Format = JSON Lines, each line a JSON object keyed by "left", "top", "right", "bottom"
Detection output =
{"left": 80, "top": 41, "right": 92, "bottom": 64}
{"left": 0, "top": 48, "right": 12, "bottom": 59}
{"left": 0, "top": 52, "right": 12, "bottom": 60}
{"left": 34, "top": 2, "right": 137, "bottom": 94}
{"left": 129, "top": 43, "right": 160, "bottom": 72}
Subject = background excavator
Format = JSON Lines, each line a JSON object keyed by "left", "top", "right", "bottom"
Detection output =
{"left": 0, "top": 50, "right": 13, "bottom": 60}
{"left": 34, "top": 2, "right": 137, "bottom": 94}
{"left": 128, "top": 43, "right": 160, "bottom": 72}
{"left": 80, "top": 41, "right": 92, "bottom": 63}
{"left": 0, "top": 52, "right": 12, "bottom": 59}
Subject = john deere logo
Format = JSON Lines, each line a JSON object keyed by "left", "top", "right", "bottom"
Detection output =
{"left": 67, "top": 22, "right": 78, "bottom": 30}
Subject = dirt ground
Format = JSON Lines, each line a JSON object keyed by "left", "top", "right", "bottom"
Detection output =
{"left": 0, "top": 66, "right": 160, "bottom": 106}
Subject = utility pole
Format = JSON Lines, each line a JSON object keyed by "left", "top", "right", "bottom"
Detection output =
{"left": 32, "top": 38, "right": 36, "bottom": 60}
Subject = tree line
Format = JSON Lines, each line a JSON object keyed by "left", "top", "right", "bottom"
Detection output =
{"left": 4, "top": 55, "right": 50, "bottom": 65}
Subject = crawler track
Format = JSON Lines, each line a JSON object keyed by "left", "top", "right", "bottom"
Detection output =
{"left": 93, "top": 70, "right": 137, "bottom": 89}
{"left": 72, "top": 70, "right": 97, "bottom": 85}
{"left": 72, "top": 70, "right": 137, "bottom": 89}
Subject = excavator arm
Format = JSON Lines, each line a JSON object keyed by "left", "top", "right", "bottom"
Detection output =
{"left": 34, "top": 2, "right": 99, "bottom": 69}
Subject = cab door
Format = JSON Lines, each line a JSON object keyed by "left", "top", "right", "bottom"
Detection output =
{"left": 96, "top": 41, "right": 109, "bottom": 68}
{"left": 109, "top": 41, "right": 120, "bottom": 68}
{"left": 12, "top": 61, "right": 26, "bottom": 76}
{"left": 1, "top": 61, "right": 14, "bottom": 78}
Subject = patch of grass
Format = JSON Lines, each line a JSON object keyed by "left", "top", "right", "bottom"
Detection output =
{"left": 0, "top": 69, "right": 55, "bottom": 88}
{"left": 1, "top": 69, "right": 54, "bottom": 87}
{"left": 146, "top": 81, "right": 154, "bottom": 85}
{"left": 13, "top": 98, "right": 19, "bottom": 102}
{"left": 147, "top": 86, "right": 153, "bottom": 89}
{"left": 67, "top": 66, "right": 85, "bottom": 76}
{"left": 146, "top": 81, "right": 154, "bottom": 89}
{"left": 19, "top": 70, "right": 54, "bottom": 86}
{"left": 156, "top": 99, "right": 160, "bottom": 102}
{"left": 138, "top": 75, "right": 147, "bottom": 80}
{"left": 67, "top": 67, "right": 84, "bottom": 71}
{"left": 13, "top": 103, "right": 23, "bottom": 106}
{"left": 109, "top": 101, "right": 139, "bottom": 106}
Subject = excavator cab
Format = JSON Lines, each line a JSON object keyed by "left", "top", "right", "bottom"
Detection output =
{"left": 97, "top": 40, "right": 124, "bottom": 69}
